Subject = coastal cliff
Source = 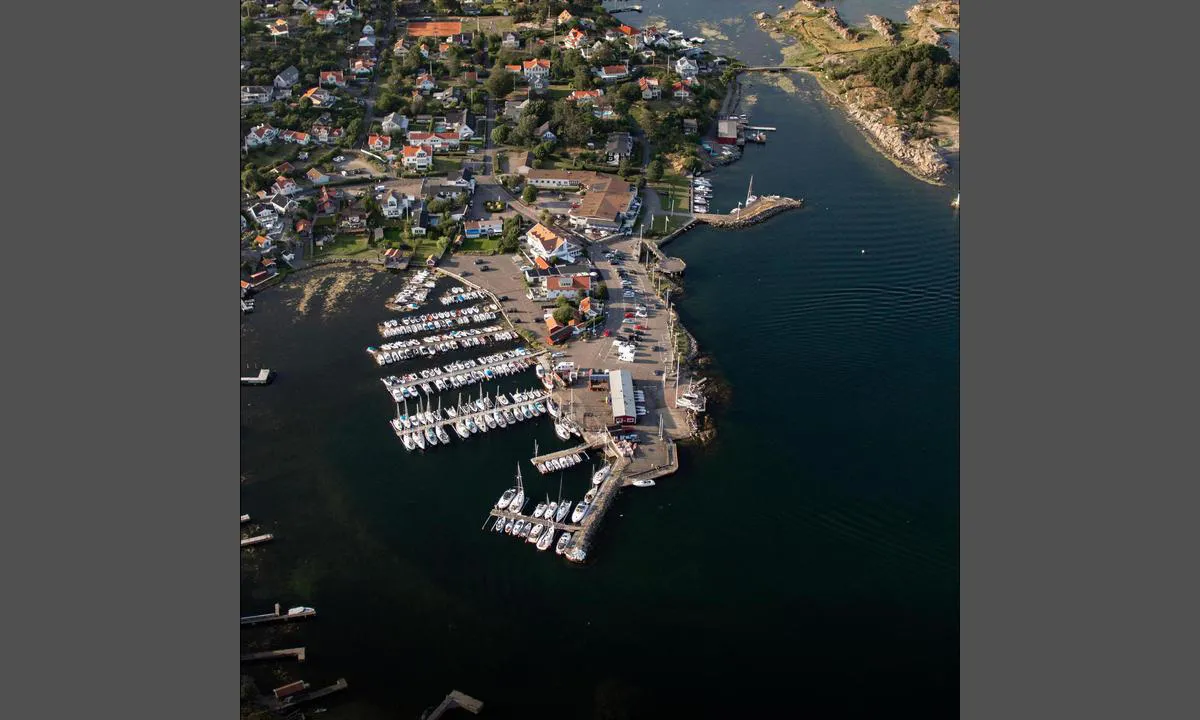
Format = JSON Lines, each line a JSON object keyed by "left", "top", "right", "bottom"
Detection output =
{"left": 753, "top": 3, "right": 959, "bottom": 184}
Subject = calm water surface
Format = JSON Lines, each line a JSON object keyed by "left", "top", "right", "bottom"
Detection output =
{"left": 242, "top": 4, "right": 958, "bottom": 718}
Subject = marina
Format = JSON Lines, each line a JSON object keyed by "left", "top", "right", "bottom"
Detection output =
{"left": 366, "top": 329, "right": 519, "bottom": 365}
{"left": 377, "top": 303, "right": 500, "bottom": 338}
{"left": 390, "top": 388, "right": 551, "bottom": 452}
{"left": 530, "top": 440, "right": 602, "bottom": 475}
{"left": 240, "top": 604, "right": 316, "bottom": 626}
{"left": 240, "top": 533, "right": 273, "bottom": 547}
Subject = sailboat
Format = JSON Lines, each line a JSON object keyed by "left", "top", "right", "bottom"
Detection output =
{"left": 951, "top": 192, "right": 960, "bottom": 209}
{"left": 745, "top": 175, "right": 757, "bottom": 206}
{"left": 510, "top": 464, "right": 525, "bottom": 514}
{"left": 555, "top": 475, "right": 571, "bottom": 523}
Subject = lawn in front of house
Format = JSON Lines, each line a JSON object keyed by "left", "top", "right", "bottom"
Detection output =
{"left": 315, "top": 233, "right": 375, "bottom": 258}
{"left": 457, "top": 236, "right": 502, "bottom": 254}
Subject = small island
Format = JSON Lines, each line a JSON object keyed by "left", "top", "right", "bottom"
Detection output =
{"left": 755, "top": 1, "right": 960, "bottom": 183}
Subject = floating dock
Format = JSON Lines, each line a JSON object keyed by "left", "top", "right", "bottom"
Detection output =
{"left": 269, "top": 678, "right": 348, "bottom": 711}
{"left": 241, "top": 533, "right": 273, "bottom": 547}
{"left": 241, "top": 369, "right": 272, "bottom": 385}
{"left": 240, "top": 604, "right": 316, "bottom": 626}
{"left": 240, "top": 514, "right": 250, "bottom": 523}
{"left": 382, "top": 350, "right": 544, "bottom": 401}
{"left": 423, "top": 690, "right": 485, "bottom": 719}
{"left": 529, "top": 440, "right": 603, "bottom": 473}
{"left": 393, "top": 390, "right": 552, "bottom": 451}
{"left": 241, "top": 647, "right": 306, "bottom": 663}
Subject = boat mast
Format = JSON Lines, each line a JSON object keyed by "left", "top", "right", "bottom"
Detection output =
{"left": 746, "top": 175, "right": 754, "bottom": 206}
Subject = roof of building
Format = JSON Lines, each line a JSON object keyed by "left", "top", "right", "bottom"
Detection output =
{"left": 526, "top": 223, "right": 565, "bottom": 252}
{"left": 406, "top": 20, "right": 463, "bottom": 37}
{"left": 609, "top": 369, "right": 637, "bottom": 419}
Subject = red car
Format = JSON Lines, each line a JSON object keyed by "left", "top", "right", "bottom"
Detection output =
{"left": 624, "top": 312, "right": 634, "bottom": 318}
{"left": 634, "top": 325, "right": 646, "bottom": 331}
{"left": 603, "top": 329, "right": 612, "bottom": 337}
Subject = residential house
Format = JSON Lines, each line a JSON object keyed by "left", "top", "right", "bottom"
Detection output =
{"left": 267, "top": 19, "right": 289, "bottom": 38}
{"left": 510, "top": 151, "right": 534, "bottom": 175}
{"left": 381, "top": 112, "right": 408, "bottom": 135}
{"left": 320, "top": 70, "right": 347, "bottom": 88}
{"left": 407, "top": 131, "right": 461, "bottom": 151}
{"left": 335, "top": 0, "right": 357, "bottom": 18}
{"left": 433, "top": 86, "right": 462, "bottom": 105}
{"left": 274, "top": 65, "right": 300, "bottom": 90}
{"left": 448, "top": 32, "right": 474, "bottom": 47}
{"left": 368, "top": 134, "right": 392, "bottom": 152}
{"left": 300, "top": 87, "right": 337, "bottom": 107}
{"left": 504, "top": 64, "right": 522, "bottom": 75}
{"left": 281, "top": 130, "right": 311, "bottom": 145}
{"left": 672, "top": 81, "right": 692, "bottom": 100}
{"left": 568, "top": 89, "right": 603, "bottom": 105}
{"left": 717, "top": 118, "right": 739, "bottom": 145}
{"left": 591, "top": 98, "right": 618, "bottom": 119}
{"left": 272, "top": 175, "right": 300, "bottom": 196}
{"left": 253, "top": 235, "right": 274, "bottom": 252}
{"left": 310, "top": 123, "right": 345, "bottom": 144}
{"left": 292, "top": 0, "right": 311, "bottom": 11}
{"left": 531, "top": 122, "right": 555, "bottom": 143}
{"left": 605, "top": 132, "right": 634, "bottom": 165}
{"left": 525, "top": 222, "right": 578, "bottom": 263}
{"left": 462, "top": 70, "right": 478, "bottom": 83}
{"left": 579, "top": 296, "right": 600, "bottom": 318}
{"left": 444, "top": 167, "right": 475, "bottom": 193}
{"left": 393, "top": 38, "right": 408, "bottom": 54}
{"left": 603, "top": 29, "right": 621, "bottom": 43}
{"left": 269, "top": 192, "right": 296, "bottom": 214}
{"left": 339, "top": 204, "right": 367, "bottom": 231}
{"left": 639, "top": 76, "right": 661, "bottom": 100}
{"left": 557, "top": 10, "right": 574, "bottom": 25}
{"left": 683, "top": 117, "right": 699, "bottom": 135}
{"left": 400, "top": 144, "right": 433, "bottom": 170}
{"left": 595, "top": 64, "right": 630, "bottom": 82}
{"left": 544, "top": 274, "right": 593, "bottom": 300}
{"left": 522, "top": 59, "right": 551, "bottom": 83}
{"left": 350, "top": 58, "right": 375, "bottom": 76}
{"left": 414, "top": 73, "right": 437, "bottom": 92}
{"left": 675, "top": 57, "right": 699, "bottom": 80}
{"left": 314, "top": 9, "right": 337, "bottom": 26}
{"left": 272, "top": 161, "right": 294, "bottom": 177}
{"left": 501, "top": 32, "right": 521, "bottom": 49}
{"left": 241, "top": 86, "right": 274, "bottom": 105}
{"left": 316, "top": 186, "right": 341, "bottom": 215}
{"left": 248, "top": 203, "right": 277, "bottom": 226}
{"left": 381, "top": 189, "right": 408, "bottom": 218}
{"left": 580, "top": 41, "right": 607, "bottom": 61}
{"left": 410, "top": 203, "right": 429, "bottom": 235}
{"left": 306, "top": 167, "right": 330, "bottom": 185}
{"left": 544, "top": 314, "right": 576, "bottom": 346}
{"left": 245, "top": 124, "right": 278, "bottom": 148}
{"left": 564, "top": 28, "right": 588, "bottom": 49}
{"left": 362, "top": 23, "right": 374, "bottom": 35}
{"left": 356, "top": 35, "right": 376, "bottom": 51}
{"left": 503, "top": 97, "right": 528, "bottom": 120}
{"left": 294, "top": 218, "right": 312, "bottom": 240}
{"left": 463, "top": 218, "right": 503, "bottom": 238}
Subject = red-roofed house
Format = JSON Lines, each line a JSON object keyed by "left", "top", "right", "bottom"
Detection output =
{"left": 525, "top": 222, "right": 578, "bottom": 263}
{"left": 639, "top": 76, "right": 661, "bottom": 99}
{"left": 315, "top": 9, "right": 337, "bottom": 26}
{"left": 415, "top": 73, "right": 437, "bottom": 91}
{"left": 564, "top": 28, "right": 588, "bottom": 49}
{"left": 305, "top": 167, "right": 329, "bottom": 185}
{"left": 672, "top": 81, "right": 692, "bottom": 100}
{"left": 400, "top": 144, "right": 432, "bottom": 169}
{"left": 596, "top": 64, "right": 630, "bottom": 81}
{"left": 368, "top": 134, "right": 392, "bottom": 151}
{"left": 267, "top": 19, "right": 289, "bottom": 37}
{"left": 281, "top": 130, "right": 311, "bottom": 145}
{"left": 245, "top": 124, "right": 277, "bottom": 149}
{"left": 350, "top": 58, "right": 375, "bottom": 75}
{"left": 545, "top": 274, "right": 593, "bottom": 300}
{"left": 568, "top": 89, "right": 603, "bottom": 104}
{"left": 522, "top": 58, "right": 550, "bottom": 82}
{"left": 320, "top": 70, "right": 346, "bottom": 88}
{"left": 272, "top": 175, "right": 299, "bottom": 195}
{"left": 557, "top": 10, "right": 574, "bottom": 25}
{"left": 406, "top": 131, "right": 460, "bottom": 151}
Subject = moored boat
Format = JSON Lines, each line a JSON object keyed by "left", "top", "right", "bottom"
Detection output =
{"left": 632, "top": 478, "right": 656, "bottom": 487}
{"left": 571, "top": 501, "right": 589, "bottom": 523}
{"left": 533, "top": 503, "right": 547, "bottom": 519}
{"left": 555, "top": 500, "right": 572, "bottom": 523}
{"left": 592, "top": 464, "right": 611, "bottom": 486}
{"left": 537, "top": 527, "right": 555, "bottom": 551}
{"left": 556, "top": 532, "right": 573, "bottom": 555}
{"left": 497, "top": 488, "right": 516, "bottom": 509}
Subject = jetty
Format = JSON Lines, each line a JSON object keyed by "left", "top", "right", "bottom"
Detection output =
{"left": 241, "top": 647, "right": 306, "bottom": 663}
{"left": 637, "top": 232, "right": 689, "bottom": 272}
{"left": 241, "top": 533, "right": 273, "bottom": 547}
{"left": 241, "top": 369, "right": 272, "bottom": 385}
{"left": 241, "top": 604, "right": 316, "bottom": 626}
{"left": 381, "top": 350, "right": 544, "bottom": 400}
{"left": 422, "top": 690, "right": 485, "bottom": 720}
{"left": 696, "top": 195, "right": 804, "bottom": 227}
{"left": 391, "top": 388, "right": 552, "bottom": 451}
{"left": 530, "top": 439, "right": 603, "bottom": 470}
{"left": 268, "top": 678, "right": 348, "bottom": 711}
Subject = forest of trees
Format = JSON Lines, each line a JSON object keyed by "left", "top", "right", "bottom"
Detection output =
{"left": 854, "top": 44, "right": 959, "bottom": 120}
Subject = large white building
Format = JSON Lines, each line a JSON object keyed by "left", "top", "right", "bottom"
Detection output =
{"left": 609, "top": 370, "right": 636, "bottom": 425}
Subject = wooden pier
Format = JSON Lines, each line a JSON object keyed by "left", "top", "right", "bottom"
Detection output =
{"left": 241, "top": 369, "right": 272, "bottom": 385}
{"left": 241, "top": 647, "right": 306, "bottom": 663}
{"left": 563, "top": 456, "right": 632, "bottom": 563}
{"left": 423, "top": 690, "right": 484, "bottom": 720}
{"left": 241, "top": 604, "right": 316, "bottom": 626}
{"left": 529, "top": 439, "right": 604, "bottom": 469}
{"left": 269, "top": 678, "right": 348, "bottom": 711}
{"left": 241, "top": 533, "right": 273, "bottom": 547}
{"left": 487, "top": 505, "right": 582, "bottom": 534}
{"left": 392, "top": 390, "right": 552, "bottom": 448}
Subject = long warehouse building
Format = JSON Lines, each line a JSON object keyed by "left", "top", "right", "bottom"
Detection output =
{"left": 609, "top": 369, "right": 636, "bottom": 425}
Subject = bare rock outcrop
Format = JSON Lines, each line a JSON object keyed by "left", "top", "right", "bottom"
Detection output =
{"left": 823, "top": 7, "right": 856, "bottom": 41}
{"left": 867, "top": 15, "right": 899, "bottom": 45}
{"left": 842, "top": 102, "right": 949, "bottom": 179}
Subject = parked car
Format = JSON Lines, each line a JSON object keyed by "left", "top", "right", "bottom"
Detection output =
{"left": 333, "top": 155, "right": 346, "bottom": 162}
{"left": 375, "top": 185, "right": 387, "bottom": 191}
{"left": 603, "top": 329, "right": 612, "bottom": 337}
{"left": 624, "top": 312, "right": 634, "bottom": 318}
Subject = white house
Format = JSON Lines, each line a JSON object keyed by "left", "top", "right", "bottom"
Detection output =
{"left": 501, "top": 32, "right": 521, "bottom": 49}
{"left": 306, "top": 167, "right": 330, "bottom": 185}
{"left": 406, "top": 131, "right": 461, "bottom": 151}
{"left": 564, "top": 28, "right": 588, "bottom": 49}
{"left": 463, "top": 218, "right": 503, "bottom": 238}
{"left": 639, "top": 76, "right": 661, "bottom": 100}
{"left": 525, "top": 222, "right": 578, "bottom": 263}
{"left": 415, "top": 73, "right": 437, "bottom": 92}
{"left": 401, "top": 144, "right": 432, "bottom": 170}
{"left": 367, "top": 134, "right": 392, "bottom": 151}
{"left": 314, "top": 9, "right": 337, "bottom": 25}
{"left": 381, "top": 190, "right": 409, "bottom": 218}
{"left": 241, "top": 86, "right": 274, "bottom": 105}
{"left": 444, "top": 168, "right": 475, "bottom": 193}
{"left": 248, "top": 203, "right": 277, "bottom": 226}
{"left": 595, "top": 64, "right": 630, "bottom": 82}
{"left": 320, "top": 70, "right": 347, "bottom": 88}
{"left": 381, "top": 112, "right": 409, "bottom": 135}
{"left": 672, "top": 81, "right": 692, "bottom": 100}
{"left": 245, "top": 124, "right": 278, "bottom": 148}
{"left": 522, "top": 58, "right": 551, "bottom": 82}
{"left": 568, "top": 89, "right": 603, "bottom": 105}
{"left": 271, "top": 175, "right": 299, "bottom": 196}
{"left": 274, "top": 65, "right": 300, "bottom": 89}
{"left": 675, "top": 57, "right": 699, "bottom": 80}
{"left": 544, "top": 274, "right": 593, "bottom": 300}
{"left": 268, "top": 193, "right": 296, "bottom": 214}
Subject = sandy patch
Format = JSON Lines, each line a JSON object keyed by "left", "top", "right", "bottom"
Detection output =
{"left": 294, "top": 274, "right": 334, "bottom": 318}
{"left": 929, "top": 116, "right": 960, "bottom": 152}
{"left": 695, "top": 21, "right": 731, "bottom": 43}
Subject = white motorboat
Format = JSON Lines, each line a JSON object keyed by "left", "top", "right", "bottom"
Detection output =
{"left": 537, "top": 527, "right": 555, "bottom": 551}
{"left": 520, "top": 522, "right": 532, "bottom": 538}
{"left": 533, "top": 503, "right": 547, "bottom": 519}
{"left": 412, "top": 432, "right": 426, "bottom": 450}
{"left": 592, "top": 464, "right": 611, "bottom": 486}
{"left": 555, "top": 421, "right": 573, "bottom": 441}
{"left": 527, "top": 523, "right": 544, "bottom": 543}
{"left": 632, "top": 479, "right": 656, "bottom": 487}
{"left": 571, "top": 502, "right": 589, "bottom": 523}
{"left": 497, "top": 488, "right": 516, "bottom": 510}
{"left": 556, "top": 532, "right": 573, "bottom": 555}
{"left": 545, "top": 501, "right": 558, "bottom": 522}
{"left": 493, "top": 516, "right": 506, "bottom": 532}
{"left": 504, "top": 518, "right": 515, "bottom": 533}
{"left": 511, "top": 519, "right": 524, "bottom": 536}
{"left": 547, "top": 398, "right": 560, "bottom": 417}
{"left": 555, "top": 500, "right": 572, "bottom": 523}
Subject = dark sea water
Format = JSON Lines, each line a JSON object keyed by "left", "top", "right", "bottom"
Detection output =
{"left": 242, "top": 5, "right": 958, "bottom": 719}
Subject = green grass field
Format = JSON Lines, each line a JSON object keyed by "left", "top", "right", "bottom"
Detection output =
{"left": 457, "top": 236, "right": 502, "bottom": 254}
{"left": 315, "top": 234, "right": 374, "bottom": 258}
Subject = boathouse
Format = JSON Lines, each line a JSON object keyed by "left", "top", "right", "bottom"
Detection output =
{"left": 609, "top": 369, "right": 636, "bottom": 425}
